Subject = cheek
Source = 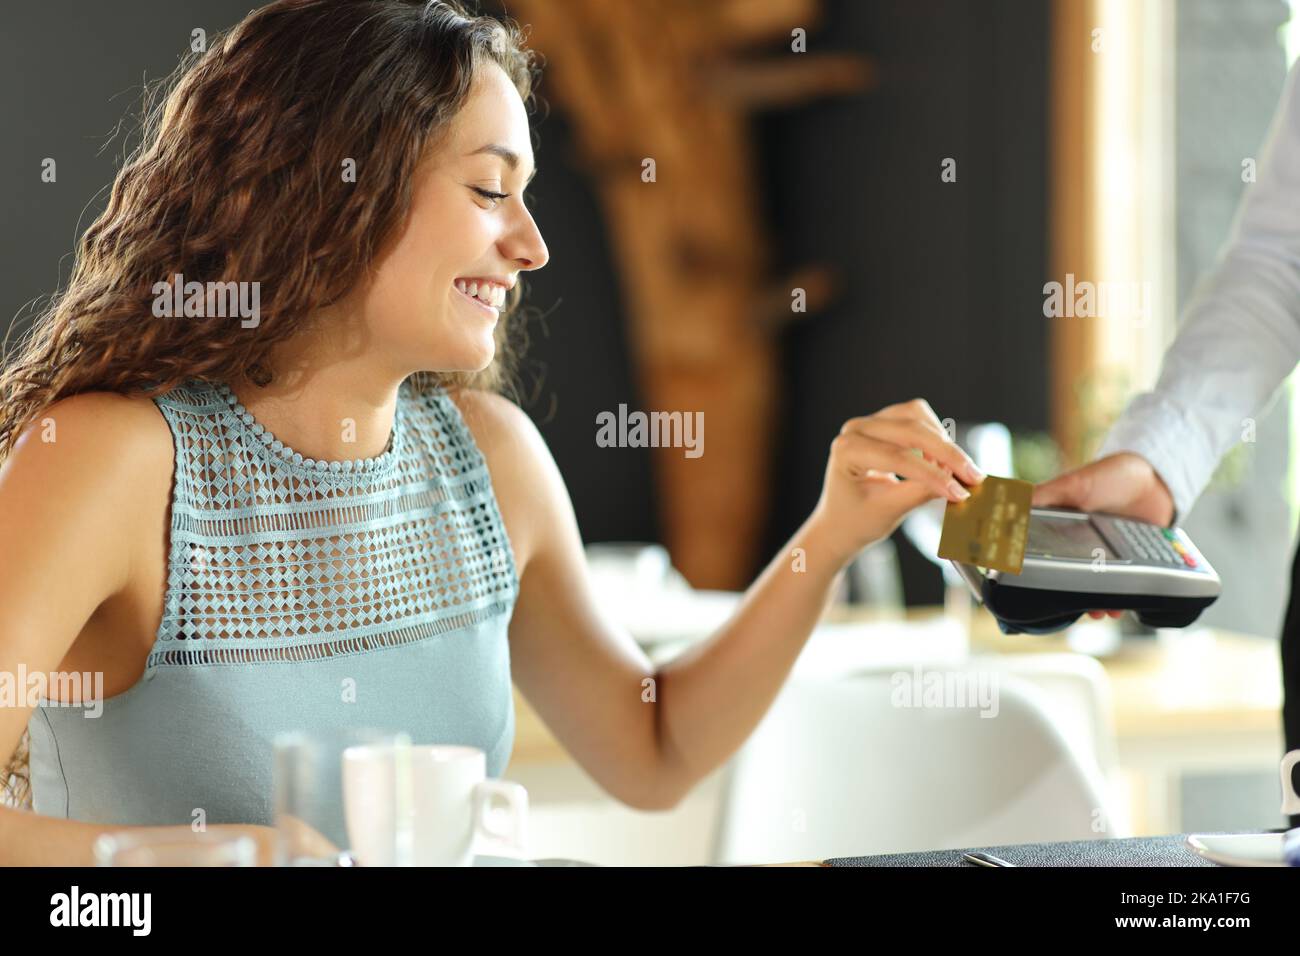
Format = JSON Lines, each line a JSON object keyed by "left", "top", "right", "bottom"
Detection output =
{"left": 366, "top": 240, "right": 443, "bottom": 320}
{"left": 401, "top": 205, "right": 494, "bottom": 298}
{"left": 358, "top": 191, "right": 499, "bottom": 347}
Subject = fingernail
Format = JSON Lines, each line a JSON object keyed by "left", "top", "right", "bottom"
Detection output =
{"left": 965, "top": 462, "right": 985, "bottom": 482}
{"left": 948, "top": 481, "right": 970, "bottom": 500}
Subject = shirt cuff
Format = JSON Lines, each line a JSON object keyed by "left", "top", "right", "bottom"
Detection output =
{"left": 1096, "top": 393, "right": 1219, "bottom": 526}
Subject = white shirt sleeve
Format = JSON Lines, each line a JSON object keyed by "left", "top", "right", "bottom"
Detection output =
{"left": 1098, "top": 58, "right": 1300, "bottom": 523}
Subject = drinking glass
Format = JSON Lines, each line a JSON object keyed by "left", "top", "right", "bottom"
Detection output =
{"left": 272, "top": 726, "right": 412, "bottom": 866}
{"left": 94, "top": 828, "right": 257, "bottom": 866}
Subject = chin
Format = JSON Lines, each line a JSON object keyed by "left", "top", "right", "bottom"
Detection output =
{"left": 444, "top": 340, "right": 493, "bottom": 371}
{"left": 439, "top": 340, "right": 496, "bottom": 374}
{"left": 469, "top": 335, "right": 498, "bottom": 370}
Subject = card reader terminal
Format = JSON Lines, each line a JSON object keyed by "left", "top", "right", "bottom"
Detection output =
{"left": 950, "top": 507, "right": 1221, "bottom": 635}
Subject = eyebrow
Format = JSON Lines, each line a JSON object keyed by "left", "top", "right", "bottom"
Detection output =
{"left": 469, "top": 143, "right": 537, "bottom": 185}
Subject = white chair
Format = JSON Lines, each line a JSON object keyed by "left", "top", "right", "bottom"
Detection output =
{"left": 710, "top": 669, "right": 1113, "bottom": 865}
{"left": 977, "top": 653, "right": 1120, "bottom": 778}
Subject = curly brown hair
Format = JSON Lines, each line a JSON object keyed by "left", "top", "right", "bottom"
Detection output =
{"left": 1, "top": 0, "right": 540, "bottom": 809}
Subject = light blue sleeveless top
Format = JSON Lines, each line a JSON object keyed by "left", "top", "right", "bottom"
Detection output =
{"left": 27, "top": 377, "right": 520, "bottom": 830}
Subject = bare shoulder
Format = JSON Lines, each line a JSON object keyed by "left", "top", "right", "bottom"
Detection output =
{"left": 442, "top": 384, "right": 551, "bottom": 486}
{"left": 441, "top": 386, "right": 565, "bottom": 575}
{"left": 1, "top": 390, "right": 175, "bottom": 539}
{"left": 0, "top": 389, "right": 175, "bottom": 607}
{"left": 4, "top": 390, "right": 172, "bottom": 479}
{"left": 442, "top": 386, "right": 541, "bottom": 457}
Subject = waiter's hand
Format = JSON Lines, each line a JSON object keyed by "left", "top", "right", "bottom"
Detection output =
{"left": 1032, "top": 452, "right": 1177, "bottom": 619}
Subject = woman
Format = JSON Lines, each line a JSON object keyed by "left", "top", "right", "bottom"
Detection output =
{"left": 0, "top": 0, "right": 983, "bottom": 865}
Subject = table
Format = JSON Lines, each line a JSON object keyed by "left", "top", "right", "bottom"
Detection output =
{"left": 821, "top": 833, "right": 1218, "bottom": 866}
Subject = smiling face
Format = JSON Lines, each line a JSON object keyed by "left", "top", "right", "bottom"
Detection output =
{"left": 355, "top": 62, "right": 548, "bottom": 376}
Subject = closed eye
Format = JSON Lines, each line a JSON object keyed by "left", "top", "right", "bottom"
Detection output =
{"left": 471, "top": 186, "right": 510, "bottom": 208}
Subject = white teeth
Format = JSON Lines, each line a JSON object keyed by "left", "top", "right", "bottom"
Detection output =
{"left": 457, "top": 279, "right": 504, "bottom": 309}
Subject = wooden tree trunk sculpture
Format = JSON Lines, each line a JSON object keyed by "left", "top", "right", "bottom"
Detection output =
{"left": 509, "top": 0, "right": 872, "bottom": 588}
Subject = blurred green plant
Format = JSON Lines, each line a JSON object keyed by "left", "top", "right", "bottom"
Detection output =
{"left": 1011, "top": 430, "right": 1062, "bottom": 484}
{"left": 1073, "top": 367, "right": 1136, "bottom": 465}
{"left": 1205, "top": 437, "right": 1252, "bottom": 493}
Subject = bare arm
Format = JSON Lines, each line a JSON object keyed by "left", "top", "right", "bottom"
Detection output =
{"left": 0, "top": 393, "right": 263, "bottom": 865}
{"left": 456, "top": 391, "right": 978, "bottom": 810}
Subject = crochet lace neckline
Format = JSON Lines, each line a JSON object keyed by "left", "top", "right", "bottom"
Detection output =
{"left": 212, "top": 380, "right": 405, "bottom": 480}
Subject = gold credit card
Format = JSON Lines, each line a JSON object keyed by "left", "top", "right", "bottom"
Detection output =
{"left": 937, "top": 476, "right": 1032, "bottom": 575}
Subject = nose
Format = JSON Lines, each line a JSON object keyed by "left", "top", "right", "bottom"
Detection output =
{"left": 503, "top": 205, "right": 549, "bottom": 272}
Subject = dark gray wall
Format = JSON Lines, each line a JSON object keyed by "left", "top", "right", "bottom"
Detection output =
{"left": 1, "top": 1, "right": 262, "bottom": 337}
{"left": 753, "top": 0, "right": 1050, "bottom": 596}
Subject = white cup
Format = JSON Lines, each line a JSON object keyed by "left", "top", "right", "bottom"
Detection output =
{"left": 342, "top": 743, "right": 527, "bottom": 866}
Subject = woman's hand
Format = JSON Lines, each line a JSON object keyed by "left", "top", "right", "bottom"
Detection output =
{"left": 806, "top": 398, "right": 985, "bottom": 566}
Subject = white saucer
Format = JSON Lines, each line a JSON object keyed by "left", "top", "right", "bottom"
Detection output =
{"left": 1184, "top": 833, "right": 1288, "bottom": 867}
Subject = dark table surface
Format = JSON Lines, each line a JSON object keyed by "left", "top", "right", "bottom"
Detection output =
{"left": 824, "top": 833, "right": 1225, "bottom": 866}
